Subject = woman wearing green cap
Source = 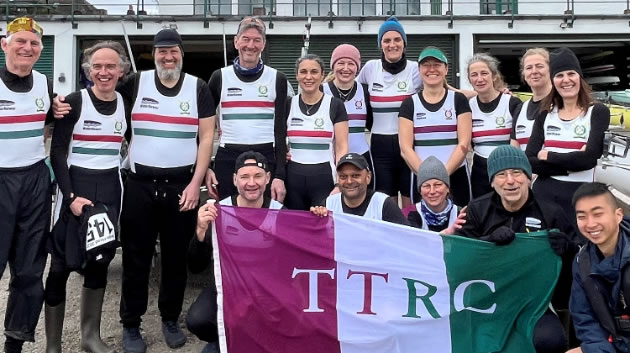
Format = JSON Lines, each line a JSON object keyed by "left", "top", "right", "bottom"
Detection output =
{"left": 399, "top": 46, "right": 472, "bottom": 207}
{"left": 467, "top": 53, "right": 523, "bottom": 198}
{"left": 357, "top": 16, "right": 421, "bottom": 207}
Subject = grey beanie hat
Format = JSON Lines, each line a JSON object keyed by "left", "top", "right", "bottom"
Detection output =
{"left": 417, "top": 156, "right": 450, "bottom": 189}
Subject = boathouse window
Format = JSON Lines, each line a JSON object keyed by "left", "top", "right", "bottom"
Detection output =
{"left": 480, "top": 0, "right": 518, "bottom": 15}
{"left": 382, "top": 0, "right": 420, "bottom": 15}
{"left": 208, "top": 0, "right": 231, "bottom": 15}
{"left": 294, "top": 0, "right": 330, "bottom": 16}
{"left": 239, "top": 0, "right": 274, "bottom": 15}
{"left": 339, "top": 0, "right": 376, "bottom": 16}
{"left": 431, "top": 0, "right": 441, "bottom": 15}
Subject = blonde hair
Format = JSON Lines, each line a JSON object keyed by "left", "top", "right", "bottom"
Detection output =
{"left": 467, "top": 53, "right": 506, "bottom": 91}
{"left": 520, "top": 48, "right": 549, "bottom": 81}
{"left": 324, "top": 71, "right": 336, "bottom": 83}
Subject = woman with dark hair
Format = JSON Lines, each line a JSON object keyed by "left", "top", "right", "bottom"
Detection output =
{"left": 357, "top": 16, "right": 421, "bottom": 207}
{"left": 284, "top": 54, "right": 349, "bottom": 210}
{"left": 526, "top": 47, "right": 610, "bottom": 227}
{"left": 467, "top": 53, "right": 523, "bottom": 198}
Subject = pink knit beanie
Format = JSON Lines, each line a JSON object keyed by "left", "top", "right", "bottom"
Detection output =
{"left": 330, "top": 44, "right": 361, "bottom": 71}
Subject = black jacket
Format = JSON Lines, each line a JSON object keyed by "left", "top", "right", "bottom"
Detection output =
{"left": 456, "top": 190, "right": 579, "bottom": 309}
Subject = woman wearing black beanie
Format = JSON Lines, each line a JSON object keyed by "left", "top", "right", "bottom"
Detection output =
{"left": 526, "top": 47, "right": 610, "bottom": 237}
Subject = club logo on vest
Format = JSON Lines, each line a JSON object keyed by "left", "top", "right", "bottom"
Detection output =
{"left": 35, "top": 97, "right": 45, "bottom": 112}
{"left": 444, "top": 109, "right": 453, "bottom": 120}
{"left": 314, "top": 118, "right": 325, "bottom": 130}
{"left": 227, "top": 87, "right": 242, "bottom": 97}
{"left": 415, "top": 112, "right": 426, "bottom": 119}
{"left": 495, "top": 116, "right": 506, "bottom": 128}
{"left": 397, "top": 81, "right": 408, "bottom": 92}
{"left": 83, "top": 120, "right": 102, "bottom": 131}
{"left": 258, "top": 85, "right": 268, "bottom": 97}
{"left": 546, "top": 125, "right": 561, "bottom": 136}
{"left": 0, "top": 100, "right": 16, "bottom": 111}
{"left": 574, "top": 124, "right": 587, "bottom": 138}
{"left": 525, "top": 217, "right": 542, "bottom": 229}
{"left": 179, "top": 101, "right": 190, "bottom": 115}
{"left": 114, "top": 120, "right": 123, "bottom": 134}
{"left": 355, "top": 100, "right": 363, "bottom": 110}
{"left": 290, "top": 117, "right": 304, "bottom": 127}
{"left": 140, "top": 97, "right": 159, "bottom": 110}
{"left": 371, "top": 83, "right": 383, "bottom": 92}
{"left": 472, "top": 119, "right": 484, "bottom": 127}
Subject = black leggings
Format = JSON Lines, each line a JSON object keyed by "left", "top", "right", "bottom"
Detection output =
{"left": 44, "top": 260, "right": 110, "bottom": 306}
{"left": 533, "top": 310, "right": 568, "bottom": 353}
{"left": 285, "top": 161, "right": 334, "bottom": 210}
{"left": 370, "top": 134, "right": 412, "bottom": 197}
{"left": 186, "top": 285, "right": 218, "bottom": 343}
{"left": 470, "top": 154, "right": 493, "bottom": 198}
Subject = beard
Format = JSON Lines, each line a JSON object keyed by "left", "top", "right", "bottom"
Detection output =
{"left": 155, "top": 60, "right": 182, "bottom": 81}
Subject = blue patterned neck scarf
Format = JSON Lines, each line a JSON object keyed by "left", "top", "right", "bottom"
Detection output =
{"left": 420, "top": 198, "right": 453, "bottom": 226}
{"left": 233, "top": 56, "right": 264, "bottom": 76}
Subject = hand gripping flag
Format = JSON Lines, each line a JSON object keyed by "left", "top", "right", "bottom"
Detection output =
{"left": 212, "top": 206, "right": 561, "bottom": 353}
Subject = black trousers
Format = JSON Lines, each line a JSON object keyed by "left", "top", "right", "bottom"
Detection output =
{"left": 119, "top": 171, "right": 195, "bottom": 327}
{"left": 470, "top": 154, "right": 493, "bottom": 199}
{"left": 370, "top": 134, "right": 412, "bottom": 197}
{"left": 532, "top": 176, "right": 582, "bottom": 236}
{"left": 0, "top": 160, "right": 50, "bottom": 341}
{"left": 44, "top": 167, "right": 121, "bottom": 307}
{"left": 533, "top": 310, "right": 568, "bottom": 353}
{"left": 186, "top": 285, "right": 218, "bottom": 343}
{"left": 214, "top": 143, "right": 276, "bottom": 200}
{"left": 285, "top": 161, "right": 334, "bottom": 210}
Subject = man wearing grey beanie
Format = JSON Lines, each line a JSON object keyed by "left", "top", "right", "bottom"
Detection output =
{"left": 445, "top": 145, "right": 580, "bottom": 353}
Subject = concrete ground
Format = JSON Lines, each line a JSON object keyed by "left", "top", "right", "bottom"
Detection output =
{"left": 0, "top": 252, "right": 213, "bottom": 353}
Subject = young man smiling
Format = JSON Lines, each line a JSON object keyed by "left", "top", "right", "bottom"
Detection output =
{"left": 569, "top": 182, "right": 630, "bottom": 353}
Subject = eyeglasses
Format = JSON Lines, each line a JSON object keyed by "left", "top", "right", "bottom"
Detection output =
{"left": 494, "top": 169, "right": 524, "bottom": 181}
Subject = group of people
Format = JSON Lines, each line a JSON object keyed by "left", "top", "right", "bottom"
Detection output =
{"left": 0, "top": 11, "right": 626, "bottom": 353}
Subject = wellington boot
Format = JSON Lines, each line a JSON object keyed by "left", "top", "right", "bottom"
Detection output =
{"left": 80, "top": 288, "right": 115, "bottom": 353}
{"left": 45, "top": 302, "right": 65, "bottom": 353}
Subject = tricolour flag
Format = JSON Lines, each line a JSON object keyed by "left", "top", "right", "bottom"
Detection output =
{"left": 213, "top": 207, "right": 561, "bottom": 353}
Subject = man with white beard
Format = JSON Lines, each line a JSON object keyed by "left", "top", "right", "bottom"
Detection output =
{"left": 56, "top": 28, "right": 216, "bottom": 353}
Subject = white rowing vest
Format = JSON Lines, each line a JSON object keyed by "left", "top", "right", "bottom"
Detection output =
{"left": 0, "top": 70, "right": 50, "bottom": 168}
{"left": 362, "top": 59, "right": 418, "bottom": 135}
{"left": 514, "top": 99, "right": 536, "bottom": 151}
{"left": 219, "top": 196, "right": 283, "bottom": 209}
{"left": 411, "top": 90, "right": 462, "bottom": 167}
{"left": 543, "top": 106, "right": 595, "bottom": 182}
{"left": 219, "top": 66, "right": 277, "bottom": 145}
{"left": 470, "top": 94, "right": 512, "bottom": 158}
{"left": 325, "top": 191, "right": 389, "bottom": 220}
{"left": 68, "top": 89, "right": 126, "bottom": 169}
{"left": 287, "top": 94, "right": 335, "bottom": 165}
{"left": 129, "top": 70, "right": 199, "bottom": 171}
{"left": 323, "top": 82, "right": 369, "bottom": 155}
{"left": 414, "top": 203, "right": 458, "bottom": 230}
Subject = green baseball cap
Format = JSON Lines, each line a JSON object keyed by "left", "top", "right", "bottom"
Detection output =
{"left": 418, "top": 47, "right": 448, "bottom": 64}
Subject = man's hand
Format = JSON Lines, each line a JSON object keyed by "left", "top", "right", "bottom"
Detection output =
{"left": 205, "top": 169, "right": 219, "bottom": 200}
{"left": 440, "top": 206, "right": 466, "bottom": 235}
{"left": 548, "top": 230, "right": 573, "bottom": 257}
{"left": 179, "top": 182, "right": 200, "bottom": 212}
{"left": 309, "top": 205, "right": 328, "bottom": 218}
{"left": 480, "top": 226, "right": 515, "bottom": 245}
{"left": 53, "top": 95, "right": 71, "bottom": 118}
{"left": 70, "top": 196, "right": 93, "bottom": 217}
{"left": 271, "top": 178, "right": 286, "bottom": 203}
{"left": 537, "top": 149, "right": 549, "bottom": 161}
{"left": 196, "top": 200, "right": 217, "bottom": 241}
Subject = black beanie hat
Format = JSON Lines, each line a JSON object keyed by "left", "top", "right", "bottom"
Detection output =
{"left": 550, "top": 47, "right": 582, "bottom": 78}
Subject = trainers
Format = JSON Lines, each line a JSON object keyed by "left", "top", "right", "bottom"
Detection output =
{"left": 161, "top": 320, "right": 187, "bottom": 348}
{"left": 201, "top": 342, "right": 219, "bottom": 353}
{"left": 122, "top": 327, "right": 147, "bottom": 353}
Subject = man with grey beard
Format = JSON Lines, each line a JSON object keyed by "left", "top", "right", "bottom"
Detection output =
{"left": 54, "top": 28, "right": 215, "bottom": 353}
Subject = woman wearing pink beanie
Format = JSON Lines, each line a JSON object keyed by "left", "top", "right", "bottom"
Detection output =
{"left": 323, "top": 44, "right": 374, "bottom": 189}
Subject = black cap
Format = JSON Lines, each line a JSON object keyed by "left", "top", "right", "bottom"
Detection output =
{"left": 234, "top": 151, "right": 269, "bottom": 173}
{"left": 550, "top": 47, "right": 582, "bottom": 78}
{"left": 336, "top": 153, "right": 370, "bottom": 171}
{"left": 153, "top": 29, "right": 182, "bottom": 48}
